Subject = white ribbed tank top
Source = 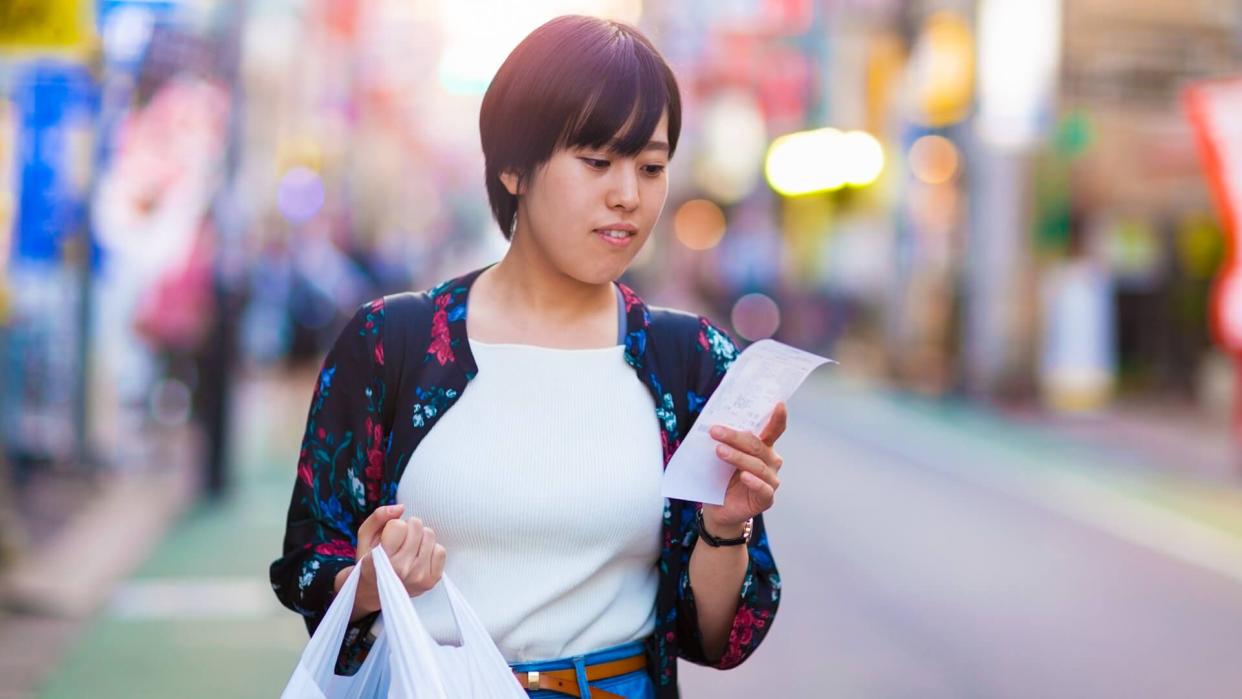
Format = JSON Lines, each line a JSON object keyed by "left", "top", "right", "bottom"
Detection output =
{"left": 396, "top": 337, "right": 665, "bottom": 663}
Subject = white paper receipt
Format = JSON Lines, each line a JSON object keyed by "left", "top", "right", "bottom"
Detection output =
{"left": 662, "top": 339, "right": 834, "bottom": 505}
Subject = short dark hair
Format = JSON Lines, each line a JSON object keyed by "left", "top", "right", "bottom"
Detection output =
{"left": 479, "top": 15, "right": 682, "bottom": 239}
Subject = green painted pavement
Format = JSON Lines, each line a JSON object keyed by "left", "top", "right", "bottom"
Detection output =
{"left": 39, "top": 372, "right": 313, "bottom": 699}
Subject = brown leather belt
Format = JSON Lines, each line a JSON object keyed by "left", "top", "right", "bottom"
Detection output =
{"left": 513, "top": 652, "right": 647, "bottom": 699}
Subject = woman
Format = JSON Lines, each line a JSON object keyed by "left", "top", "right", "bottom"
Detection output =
{"left": 271, "top": 15, "right": 785, "bottom": 699}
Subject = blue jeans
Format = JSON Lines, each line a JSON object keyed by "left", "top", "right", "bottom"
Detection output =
{"left": 509, "top": 639, "right": 655, "bottom": 699}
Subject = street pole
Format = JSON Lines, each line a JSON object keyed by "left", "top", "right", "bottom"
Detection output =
{"left": 201, "top": 0, "right": 248, "bottom": 499}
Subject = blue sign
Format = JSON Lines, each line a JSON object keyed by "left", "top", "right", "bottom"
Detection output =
{"left": 10, "top": 62, "right": 97, "bottom": 263}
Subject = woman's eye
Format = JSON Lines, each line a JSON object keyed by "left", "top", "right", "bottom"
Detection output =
{"left": 582, "top": 157, "right": 610, "bottom": 169}
{"left": 642, "top": 164, "right": 667, "bottom": 176}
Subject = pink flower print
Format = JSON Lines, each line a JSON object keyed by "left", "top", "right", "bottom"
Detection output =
{"left": 315, "top": 540, "right": 356, "bottom": 558}
{"left": 428, "top": 293, "right": 456, "bottom": 366}
{"left": 297, "top": 448, "right": 313, "bottom": 487}
{"left": 720, "top": 605, "right": 769, "bottom": 667}
{"left": 363, "top": 419, "right": 385, "bottom": 501}
{"left": 374, "top": 338, "right": 385, "bottom": 366}
{"left": 618, "top": 283, "right": 641, "bottom": 312}
{"left": 660, "top": 431, "right": 679, "bottom": 466}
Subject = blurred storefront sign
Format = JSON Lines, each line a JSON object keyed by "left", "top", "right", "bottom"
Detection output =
{"left": 1185, "top": 78, "right": 1242, "bottom": 354}
{"left": 976, "top": 0, "right": 1061, "bottom": 150}
{"left": 708, "top": 0, "right": 813, "bottom": 35}
{"left": 0, "top": 0, "right": 91, "bottom": 52}
{"left": 1039, "top": 259, "right": 1116, "bottom": 412}
{"left": 10, "top": 63, "right": 96, "bottom": 264}
{"left": 905, "top": 11, "right": 973, "bottom": 129}
{"left": 3, "top": 63, "right": 97, "bottom": 468}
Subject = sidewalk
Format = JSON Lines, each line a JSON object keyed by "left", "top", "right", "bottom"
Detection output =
{"left": 22, "top": 372, "right": 1242, "bottom": 697}
{"left": 0, "top": 422, "right": 200, "bottom": 699}
{"left": 31, "top": 367, "right": 315, "bottom": 699}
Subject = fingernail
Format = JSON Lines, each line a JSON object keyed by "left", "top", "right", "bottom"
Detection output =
{"left": 710, "top": 426, "right": 725, "bottom": 439}
{"left": 716, "top": 444, "right": 731, "bottom": 458}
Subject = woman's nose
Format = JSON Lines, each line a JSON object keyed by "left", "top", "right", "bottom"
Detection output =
{"left": 607, "top": 168, "right": 640, "bottom": 211}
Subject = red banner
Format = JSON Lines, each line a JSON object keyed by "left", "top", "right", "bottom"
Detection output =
{"left": 1186, "top": 78, "right": 1242, "bottom": 354}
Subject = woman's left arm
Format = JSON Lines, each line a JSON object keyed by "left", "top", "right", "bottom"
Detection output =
{"left": 688, "top": 402, "right": 787, "bottom": 663}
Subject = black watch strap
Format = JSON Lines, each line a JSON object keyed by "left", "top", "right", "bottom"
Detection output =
{"left": 696, "top": 509, "right": 752, "bottom": 547}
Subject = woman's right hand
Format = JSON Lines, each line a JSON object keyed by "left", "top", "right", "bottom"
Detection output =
{"left": 340, "top": 504, "right": 448, "bottom": 622}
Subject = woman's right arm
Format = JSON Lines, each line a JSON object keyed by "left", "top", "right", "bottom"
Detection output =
{"left": 269, "top": 299, "right": 389, "bottom": 670}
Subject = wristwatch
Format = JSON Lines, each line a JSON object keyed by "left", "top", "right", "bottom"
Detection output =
{"left": 696, "top": 509, "right": 752, "bottom": 547}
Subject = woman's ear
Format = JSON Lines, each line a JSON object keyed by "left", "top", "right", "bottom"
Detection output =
{"left": 500, "top": 169, "right": 523, "bottom": 196}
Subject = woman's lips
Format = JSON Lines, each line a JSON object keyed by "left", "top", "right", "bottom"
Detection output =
{"left": 594, "top": 228, "right": 636, "bottom": 247}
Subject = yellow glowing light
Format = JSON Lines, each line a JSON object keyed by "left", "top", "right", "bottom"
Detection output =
{"left": 764, "top": 128, "right": 884, "bottom": 196}
{"left": 841, "top": 131, "right": 885, "bottom": 186}
{"left": 908, "top": 134, "right": 959, "bottom": 184}
{"left": 673, "top": 199, "right": 727, "bottom": 250}
{"left": 910, "top": 10, "right": 975, "bottom": 127}
{"left": 765, "top": 128, "right": 845, "bottom": 196}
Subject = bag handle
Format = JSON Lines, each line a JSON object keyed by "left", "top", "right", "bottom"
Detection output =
{"left": 372, "top": 546, "right": 450, "bottom": 698}
{"left": 281, "top": 565, "right": 364, "bottom": 698}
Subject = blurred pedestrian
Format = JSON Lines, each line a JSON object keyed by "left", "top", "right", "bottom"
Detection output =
{"left": 271, "top": 16, "right": 786, "bottom": 699}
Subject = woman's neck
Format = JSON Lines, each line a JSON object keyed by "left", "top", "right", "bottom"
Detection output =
{"left": 469, "top": 234, "right": 619, "bottom": 347}
{"left": 487, "top": 238, "right": 614, "bottom": 323}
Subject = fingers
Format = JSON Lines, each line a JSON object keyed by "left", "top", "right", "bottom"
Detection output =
{"left": 380, "top": 518, "right": 407, "bottom": 557}
{"left": 409, "top": 525, "right": 438, "bottom": 584}
{"left": 740, "top": 470, "right": 776, "bottom": 510}
{"left": 715, "top": 442, "right": 780, "bottom": 490}
{"left": 430, "top": 544, "right": 447, "bottom": 581}
{"left": 757, "top": 402, "right": 788, "bottom": 447}
{"left": 386, "top": 517, "right": 445, "bottom": 595}
{"left": 357, "top": 504, "right": 406, "bottom": 558}
{"left": 396, "top": 517, "right": 426, "bottom": 559}
{"left": 709, "top": 425, "right": 768, "bottom": 459}
{"left": 710, "top": 424, "right": 782, "bottom": 476}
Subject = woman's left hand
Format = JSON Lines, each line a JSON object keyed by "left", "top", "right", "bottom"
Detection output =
{"left": 701, "top": 402, "right": 788, "bottom": 532}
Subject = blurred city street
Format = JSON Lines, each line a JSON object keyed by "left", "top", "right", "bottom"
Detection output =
{"left": 4, "top": 0, "right": 1242, "bottom": 697}
{"left": 14, "top": 368, "right": 1242, "bottom": 698}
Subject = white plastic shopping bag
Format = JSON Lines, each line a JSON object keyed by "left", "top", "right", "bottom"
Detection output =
{"left": 281, "top": 546, "right": 528, "bottom": 698}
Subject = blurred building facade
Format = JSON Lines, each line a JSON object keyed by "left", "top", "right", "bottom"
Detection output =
{"left": 1, "top": 0, "right": 1241, "bottom": 569}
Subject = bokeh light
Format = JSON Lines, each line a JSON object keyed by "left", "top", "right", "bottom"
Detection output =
{"left": 673, "top": 199, "right": 727, "bottom": 251}
{"left": 695, "top": 90, "right": 768, "bottom": 204}
{"left": 276, "top": 166, "right": 325, "bottom": 224}
{"left": 908, "top": 10, "right": 975, "bottom": 128}
{"left": 841, "top": 131, "right": 885, "bottom": 187}
{"left": 765, "top": 128, "right": 885, "bottom": 196}
{"left": 731, "top": 292, "right": 781, "bottom": 340}
{"left": 908, "top": 134, "right": 960, "bottom": 184}
{"left": 766, "top": 128, "right": 846, "bottom": 196}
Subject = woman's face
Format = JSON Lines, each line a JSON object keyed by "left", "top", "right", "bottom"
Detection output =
{"left": 504, "top": 110, "right": 670, "bottom": 285}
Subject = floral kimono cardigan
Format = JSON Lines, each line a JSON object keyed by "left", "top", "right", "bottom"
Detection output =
{"left": 270, "top": 266, "right": 781, "bottom": 696}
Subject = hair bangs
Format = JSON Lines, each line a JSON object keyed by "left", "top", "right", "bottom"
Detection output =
{"left": 560, "top": 37, "right": 674, "bottom": 157}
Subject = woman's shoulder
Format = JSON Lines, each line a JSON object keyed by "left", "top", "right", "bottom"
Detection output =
{"left": 642, "top": 301, "right": 739, "bottom": 382}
